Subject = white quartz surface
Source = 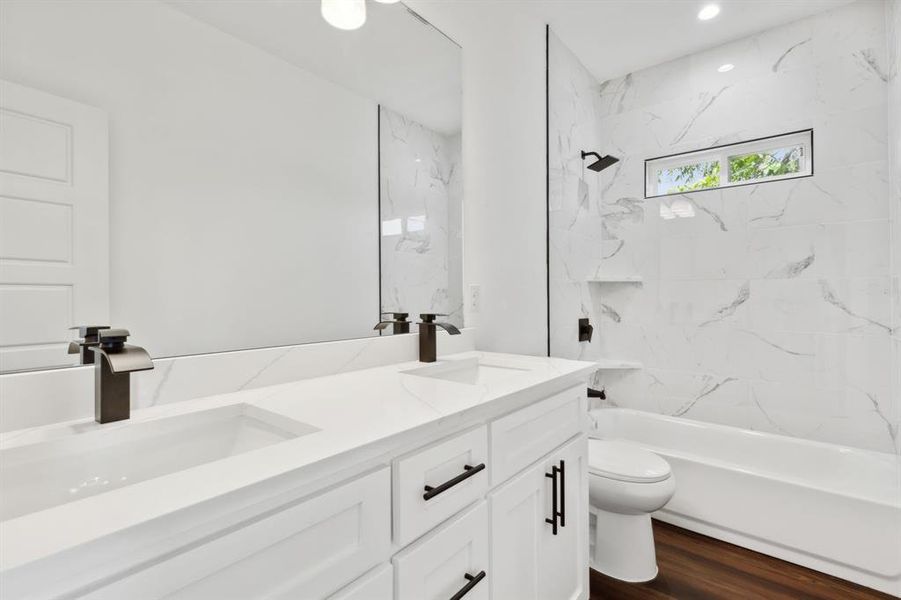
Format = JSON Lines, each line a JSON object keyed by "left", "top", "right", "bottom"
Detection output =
{"left": 0, "top": 351, "right": 595, "bottom": 571}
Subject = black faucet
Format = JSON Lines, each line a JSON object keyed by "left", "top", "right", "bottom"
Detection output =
{"left": 89, "top": 329, "right": 154, "bottom": 424}
{"left": 374, "top": 312, "right": 411, "bottom": 335}
{"left": 418, "top": 313, "right": 461, "bottom": 363}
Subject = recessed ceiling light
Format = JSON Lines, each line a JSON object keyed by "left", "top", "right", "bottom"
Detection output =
{"left": 321, "top": 0, "right": 366, "bottom": 30}
{"left": 697, "top": 4, "right": 720, "bottom": 20}
{"left": 717, "top": 63, "right": 735, "bottom": 72}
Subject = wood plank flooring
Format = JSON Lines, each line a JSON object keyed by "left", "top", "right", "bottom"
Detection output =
{"left": 589, "top": 520, "right": 895, "bottom": 600}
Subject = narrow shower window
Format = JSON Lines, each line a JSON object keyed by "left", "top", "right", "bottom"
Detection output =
{"left": 656, "top": 160, "right": 721, "bottom": 195}
{"left": 645, "top": 129, "right": 812, "bottom": 198}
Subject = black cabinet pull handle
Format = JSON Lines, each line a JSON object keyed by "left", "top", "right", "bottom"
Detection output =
{"left": 558, "top": 459, "right": 566, "bottom": 528}
{"left": 423, "top": 463, "right": 485, "bottom": 501}
{"left": 545, "top": 466, "right": 559, "bottom": 535}
{"left": 449, "top": 570, "right": 486, "bottom": 600}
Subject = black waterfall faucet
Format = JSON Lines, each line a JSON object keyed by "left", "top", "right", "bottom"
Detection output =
{"left": 417, "top": 313, "right": 461, "bottom": 363}
{"left": 89, "top": 328, "right": 154, "bottom": 424}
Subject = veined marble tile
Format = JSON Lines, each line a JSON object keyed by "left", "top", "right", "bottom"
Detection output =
{"left": 748, "top": 277, "right": 892, "bottom": 335}
{"left": 616, "top": 368, "right": 750, "bottom": 420}
{"left": 551, "top": 1, "right": 896, "bottom": 455}
{"left": 745, "top": 160, "right": 889, "bottom": 228}
{"left": 803, "top": 103, "right": 888, "bottom": 172}
{"left": 748, "top": 220, "right": 890, "bottom": 280}
{"left": 748, "top": 379, "right": 896, "bottom": 453}
{"left": 659, "top": 234, "right": 750, "bottom": 280}
{"left": 379, "top": 106, "right": 463, "bottom": 327}
{"left": 549, "top": 230, "right": 604, "bottom": 284}
{"left": 657, "top": 279, "right": 752, "bottom": 328}
{"left": 814, "top": 333, "right": 892, "bottom": 397}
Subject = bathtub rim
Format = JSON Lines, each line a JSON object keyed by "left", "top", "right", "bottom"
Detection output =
{"left": 589, "top": 408, "right": 901, "bottom": 509}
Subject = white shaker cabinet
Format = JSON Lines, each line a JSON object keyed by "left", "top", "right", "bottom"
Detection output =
{"left": 394, "top": 502, "right": 489, "bottom": 600}
{"left": 489, "top": 435, "right": 588, "bottom": 600}
{"left": 80, "top": 468, "right": 391, "bottom": 600}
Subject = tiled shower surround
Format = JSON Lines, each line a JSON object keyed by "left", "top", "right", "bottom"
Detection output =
{"left": 549, "top": 0, "right": 901, "bottom": 453}
{"left": 379, "top": 106, "right": 463, "bottom": 328}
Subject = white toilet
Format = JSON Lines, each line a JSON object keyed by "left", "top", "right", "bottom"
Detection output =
{"left": 587, "top": 439, "right": 675, "bottom": 582}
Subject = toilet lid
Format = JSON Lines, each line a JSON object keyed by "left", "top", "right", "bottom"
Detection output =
{"left": 588, "top": 440, "right": 671, "bottom": 483}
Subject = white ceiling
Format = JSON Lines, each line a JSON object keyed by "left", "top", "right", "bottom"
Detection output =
{"left": 514, "top": 0, "right": 856, "bottom": 82}
{"left": 165, "top": 0, "right": 462, "bottom": 135}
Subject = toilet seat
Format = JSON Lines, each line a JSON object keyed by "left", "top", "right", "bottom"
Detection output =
{"left": 588, "top": 440, "right": 671, "bottom": 483}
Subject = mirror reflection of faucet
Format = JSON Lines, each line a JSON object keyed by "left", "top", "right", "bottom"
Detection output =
{"left": 67, "top": 325, "right": 111, "bottom": 365}
{"left": 88, "top": 329, "right": 154, "bottom": 424}
{"left": 374, "top": 312, "right": 411, "bottom": 335}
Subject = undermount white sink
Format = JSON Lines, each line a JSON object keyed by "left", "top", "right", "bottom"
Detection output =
{"left": 0, "top": 404, "right": 318, "bottom": 522}
{"left": 402, "top": 356, "right": 533, "bottom": 386}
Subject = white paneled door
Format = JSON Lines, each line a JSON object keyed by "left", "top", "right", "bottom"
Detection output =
{"left": 0, "top": 80, "right": 109, "bottom": 372}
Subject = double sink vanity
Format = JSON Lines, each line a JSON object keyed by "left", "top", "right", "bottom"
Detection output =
{"left": 0, "top": 351, "right": 596, "bottom": 600}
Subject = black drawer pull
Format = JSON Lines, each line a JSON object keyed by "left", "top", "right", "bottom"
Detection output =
{"left": 545, "top": 465, "right": 559, "bottom": 535}
{"left": 423, "top": 463, "right": 486, "bottom": 501}
{"left": 545, "top": 459, "right": 566, "bottom": 533}
{"left": 449, "top": 570, "right": 486, "bottom": 600}
{"left": 558, "top": 459, "right": 566, "bottom": 527}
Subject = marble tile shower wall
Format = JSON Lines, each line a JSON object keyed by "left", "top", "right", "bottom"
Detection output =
{"left": 549, "top": 1, "right": 899, "bottom": 453}
{"left": 889, "top": 0, "right": 901, "bottom": 455}
{"left": 379, "top": 106, "right": 463, "bottom": 327}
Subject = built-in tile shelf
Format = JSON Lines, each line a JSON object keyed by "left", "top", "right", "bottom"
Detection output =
{"left": 585, "top": 276, "right": 643, "bottom": 284}
{"left": 594, "top": 359, "right": 643, "bottom": 370}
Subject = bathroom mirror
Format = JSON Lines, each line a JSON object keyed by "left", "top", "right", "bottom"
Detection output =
{"left": 0, "top": 0, "right": 462, "bottom": 373}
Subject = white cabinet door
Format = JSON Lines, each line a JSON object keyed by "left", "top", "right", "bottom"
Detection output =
{"left": 81, "top": 468, "right": 391, "bottom": 600}
{"left": 0, "top": 80, "right": 109, "bottom": 371}
{"left": 394, "top": 501, "right": 489, "bottom": 600}
{"left": 328, "top": 564, "right": 393, "bottom": 600}
{"left": 489, "top": 435, "right": 587, "bottom": 600}
{"left": 540, "top": 435, "right": 588, "bottom": 600}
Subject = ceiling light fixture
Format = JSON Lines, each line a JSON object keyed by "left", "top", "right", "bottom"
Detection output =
{"left": 697, "top": 4, "right": 720, "bottom": 20}
{"left": 717, "top": 63, "right": 735, "bottom": 72}
{"left": 321, "top": 0, "right": 366, "bottom": 31}
{"left": 373, "top": 0, "right": 401, "bottom": 3}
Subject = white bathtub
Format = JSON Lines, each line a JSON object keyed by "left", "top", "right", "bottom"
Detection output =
{"left": 590, "top": 408, "right": 901, "bottom": 596}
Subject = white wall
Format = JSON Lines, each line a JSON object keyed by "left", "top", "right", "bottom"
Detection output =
{"left": 0, "top": 0, "right": 379, "bottom": 359}
{"left": 406, "top": 1, "right": 548, "bottom": 356}
{"left": 550, "top": 1, "right": 896, "bottom": 453}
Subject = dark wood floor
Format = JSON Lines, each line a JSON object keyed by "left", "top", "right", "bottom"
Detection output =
{"left": 589, "top": 520, "right": 895, "bottom": 600}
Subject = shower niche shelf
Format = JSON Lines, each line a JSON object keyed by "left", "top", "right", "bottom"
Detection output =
{"left": 586, "top": 276, "right": 643, "bottom": 284}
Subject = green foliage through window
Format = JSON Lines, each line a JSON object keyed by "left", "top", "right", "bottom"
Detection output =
{"left": 657, "top": 160, "right": 720, "bottom": 194}
{"left": 728, "top": 146, "right": 802, "bottom": 182}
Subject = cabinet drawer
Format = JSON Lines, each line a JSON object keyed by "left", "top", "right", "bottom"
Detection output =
{"left": 394, "top": 502, "right": 489, "bottom": 600}
{"left": 328, "top": 563, "right": 393, "bottom": 600}
{"left": 393, "top": 425, "right": 488, "bottom": 546}
{"left": 489, "top": 386, "right": 584, "bottom": 485}
{"left": 83, "top": 468, "right": 391, "bottom": 600}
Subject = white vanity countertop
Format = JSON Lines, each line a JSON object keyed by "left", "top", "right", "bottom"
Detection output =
{"left": 0, "top": 351, "right": 595, "bottom": 571}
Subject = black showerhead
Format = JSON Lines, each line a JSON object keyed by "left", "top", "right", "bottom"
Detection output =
{"left": 581, "top": 151, "right": 620, "bottom": 173}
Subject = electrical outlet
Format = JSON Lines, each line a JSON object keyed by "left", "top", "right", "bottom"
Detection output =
{"left": 469, "top": 284, "right": 481, "bottom": 313}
